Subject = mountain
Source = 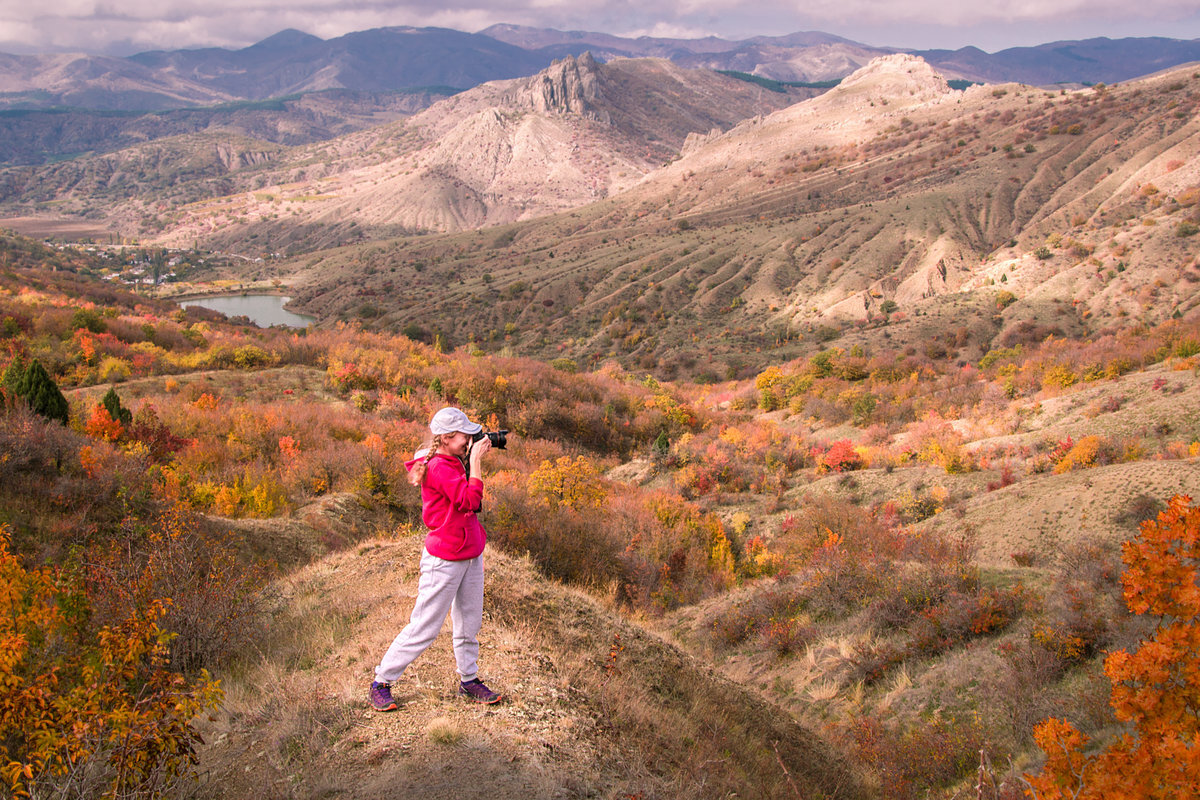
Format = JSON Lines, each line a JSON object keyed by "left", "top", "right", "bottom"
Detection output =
{"left": 917, "top": 36, "right": 1200, "bottom": 85}
{"left": 0, "top": 51, "right": 233, "bottom": 110}
{"left": 0, "top": 26, "right": 563, "bottom": 168}
{"left": 263, "top": 55, "right": 1200, "bottom": 379}
{"left": 0, "top": 55, "right": 817, "bottom": 247}
{"left": 481, "top": 25, "right": 1200, "bottom": 86}
{"left": 0, "top": 27, "right": 556, "bottom": 113}
{"left": 4, "top": 50, "right": 1200, "bottom": 380}
{"left": 0, "top": 90, "right": 444, "bottom": 166}
{"left": 1, "top": 27, "right": 1197, "bottom": 178}
{"left": 127, "top": 27, "right": 551, "bottom": 100}
{"left": 481, "top": 24, "right": 889, "bottom": 83}
{"left": 5, "top": 27, "right": 1199, "bottom": 116}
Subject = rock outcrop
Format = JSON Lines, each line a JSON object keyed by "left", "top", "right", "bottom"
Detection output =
{"left": 506, "top": 52, "right": 609, "bottom": 123}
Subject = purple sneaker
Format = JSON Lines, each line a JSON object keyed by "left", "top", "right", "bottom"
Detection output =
{"left": 458, "top": 678, "right": 501, "bottom": 704}
{"left": 369, "top": 681, "right": 397, "bottom": 712}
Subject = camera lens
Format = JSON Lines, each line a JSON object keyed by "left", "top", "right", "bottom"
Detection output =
{"left": 472, "top": 430, "right": 508, "bottom": 450}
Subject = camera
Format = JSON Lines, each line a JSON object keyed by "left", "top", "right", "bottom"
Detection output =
{"left": 471, "top": 429, "right": 509, "bottom": 450}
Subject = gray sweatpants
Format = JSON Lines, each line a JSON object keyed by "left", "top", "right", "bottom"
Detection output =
{"left": 374, "top": 549, "right": 484, "bottom": 684}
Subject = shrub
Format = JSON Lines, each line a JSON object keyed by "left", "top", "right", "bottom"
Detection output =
{"left": 101, "top": 387, "right": 132, "bottom": 425}
{"left": 70, "top": 307, "right": 106, "bottom": 333}
{"left": 1027, "top": 496, "right": 1200, "bottom": 799}
{"left": 88, "top": 504, "right": 270, "bottom": 671}
{"left": 1174, "top": 337, "right": 1200, "bottom": 358}
{"left": 709, "top": 585, "right": 807, "bottom": 651}
{"left": 0, "top": 523, "right": 221, "bottom": 797}
{"left": 527, "top": 456, "right": 608, "bottom": 511}
{"left": 97, "top": 356, "right": 131, "bottom": 383}
{"left": 850, "top": 713, "right": 988, "bottom": 800}
{"left": 1053, "top": 435, "right": 1111, "bottom": 473}
{"left": 233, "top": 344, "right": 274, "bottom": 369}
{"left": 1041, "top": 363, "right": 1077, "bottom": 390}
{"left": 85, "top": 403, "right": 124, "bottom": 442}
{"left": 816, "top": 440, "right": 862, "bottom": 472}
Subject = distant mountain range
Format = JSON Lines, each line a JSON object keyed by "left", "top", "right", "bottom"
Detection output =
{"left": 1, "top": 25, "right": 1198, "bottom": 114}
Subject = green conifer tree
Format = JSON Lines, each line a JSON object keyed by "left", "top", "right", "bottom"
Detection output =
{"left": 101, "top": 387, "right": 132, "bottom": 425}
{"left": 1, "top": 355, "right": 26, "bottom": 400}
{"left": 16, "top": 359, "right": 69, "bottom": 425}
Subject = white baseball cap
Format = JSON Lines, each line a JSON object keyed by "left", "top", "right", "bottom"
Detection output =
{"left": 429, "top": 407, "right": 482, "bottom": 436}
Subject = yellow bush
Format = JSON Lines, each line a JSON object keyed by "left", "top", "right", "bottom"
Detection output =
{"left": 1041, "top": 363, "right": 1077, "bottom": 389}
{"left": 233, "top": 344, "right": 274, "bottom": 369}
{"left": 97, "top": 356, "right": 131, "bottom": 382}
{"left": 528, "top": 456, "right": 608, "bottom": 511}
{"left": 1053, "top": 435, "right": 1107, "bottom": 473}
{"left": 918, "top": 440, "right": 971, "bottom": 474}
{"left": 1105, "top": 357, "right": 1135, "bottom": 378}
{"left": 1033, "top": 624, "right": 1088, "bottom": 662}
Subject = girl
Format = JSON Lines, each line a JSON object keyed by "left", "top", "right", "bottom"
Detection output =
{"left": 369, "top": 407, "right": 501, "bottom": 710}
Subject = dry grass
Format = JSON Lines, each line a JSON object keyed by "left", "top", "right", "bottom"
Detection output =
{"left": 425, "top": 716, "right": 463, "bottom": 745}
{"left": 197, "top": 535, "right": 870, "bottom": 799}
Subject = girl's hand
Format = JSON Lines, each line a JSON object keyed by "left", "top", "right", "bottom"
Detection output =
{"left": 469, "top": 436, "right": 491, "bottom": 470}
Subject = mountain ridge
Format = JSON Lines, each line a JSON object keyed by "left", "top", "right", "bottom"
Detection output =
{"left": 3, "top": 27, "right": 1199, "bottom": 115}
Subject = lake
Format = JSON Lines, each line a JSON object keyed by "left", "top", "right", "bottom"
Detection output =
{"left": 179, "top": 294, "right": 315, "bottom": 329}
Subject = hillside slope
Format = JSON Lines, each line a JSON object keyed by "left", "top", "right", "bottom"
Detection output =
{"left": 277, "top": 56, "right": 1200, "bottom": 378}
{"left": 198, "top": 533, "right": 867, "bottom": 799}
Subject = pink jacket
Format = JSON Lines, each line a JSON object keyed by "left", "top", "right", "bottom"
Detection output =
{"left": 405, "top": 453, "right": 486, "bottom": 560}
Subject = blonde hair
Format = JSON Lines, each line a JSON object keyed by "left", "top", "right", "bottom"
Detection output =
{"left": 408, "top": 433, "right": 446, "bottom": 487}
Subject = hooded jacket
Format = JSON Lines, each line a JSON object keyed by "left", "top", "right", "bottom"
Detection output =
{"left": 405, "top": 452, "right": 486, "bottom": 560}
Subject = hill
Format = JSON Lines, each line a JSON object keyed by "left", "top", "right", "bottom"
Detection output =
{"left": 1, "top": 28, "right": 1197, "bottom": 181}
{"left": 1, "top": 239, "right": 1198, "bottom": 797}
{"left": 249, "top": 56, "right": 1199, "bottom": 380}
{"left": 197, "top": 533, "right": 864, "bottom": 799}
{"left": 10, "top": 55, "right": 1189, "bottom": 384}
{"left": 0, "top": 90, "right": 447, "bottom": 167}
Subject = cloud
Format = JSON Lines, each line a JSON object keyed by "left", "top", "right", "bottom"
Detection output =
{"left": 0, "top": 0, "right": 1198, "bottom": 55}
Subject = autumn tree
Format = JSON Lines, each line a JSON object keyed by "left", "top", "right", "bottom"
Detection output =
{"left": 1025, "top": 495, "right": 1200, "bottom": 799}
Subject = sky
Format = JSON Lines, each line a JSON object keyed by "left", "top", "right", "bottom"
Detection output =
{"left": 1, "top": 0, "right": 1199, "bottom": 57}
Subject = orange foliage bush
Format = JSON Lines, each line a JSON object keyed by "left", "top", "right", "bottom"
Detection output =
{"left": 84, "top": 403, "right": 123, "bottom": 442}
{"left": 87, "top": 504, "right": 269, "bottom": 672}
{"left": 1026, "top": 495, "right": 1200, "bottom": 799}
{"left": 1052, "top": 435, "right": 1111, "bottom": 473}
{"left": 815, "top": 439, "right": 863, "bottom": 472}
{"left": 0, "top": 523, "right": 220, "bottom": 797}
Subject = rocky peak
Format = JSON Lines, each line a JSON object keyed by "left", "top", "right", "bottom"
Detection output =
{"left": 831, "top": 54, "right": 953, "bottom": 104}
{"left": 507, "top": 51, "right": 609, "bottom": 124}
